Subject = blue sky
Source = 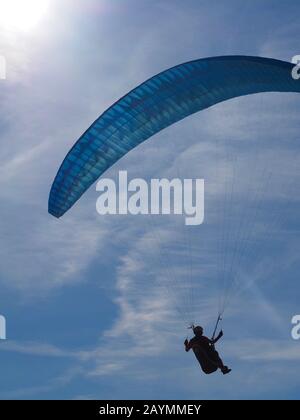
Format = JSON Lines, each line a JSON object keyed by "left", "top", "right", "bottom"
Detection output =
{"left": 0, "top": 0, "right": 300, "bottom": 399}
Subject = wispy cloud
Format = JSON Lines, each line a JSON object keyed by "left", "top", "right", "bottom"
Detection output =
{"left": 0, "top": 0, "right": 300, "bottom": 400}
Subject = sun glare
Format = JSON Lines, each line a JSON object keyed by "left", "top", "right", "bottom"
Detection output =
{"left": 0, "top": 0, "right": 49, "bottom": 32}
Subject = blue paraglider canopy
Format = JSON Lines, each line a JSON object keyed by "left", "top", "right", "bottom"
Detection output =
{"left": 48, "top": 55, "right": 300, "bottom": 218}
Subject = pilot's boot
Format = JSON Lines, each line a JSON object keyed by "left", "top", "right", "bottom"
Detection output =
{"left": 221, "top": 366, "right": 232, "bottom": 375}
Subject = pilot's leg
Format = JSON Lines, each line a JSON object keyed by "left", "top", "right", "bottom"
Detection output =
{"left": 212, "top": 350, "right": 231, "bottom": 374}
{"left": 212, "top": 350, "right": 225, "bottom": 369}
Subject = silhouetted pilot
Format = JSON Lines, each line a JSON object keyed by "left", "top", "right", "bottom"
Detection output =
{"left": 184, "top": 326, "right": 231, "bottom": 375}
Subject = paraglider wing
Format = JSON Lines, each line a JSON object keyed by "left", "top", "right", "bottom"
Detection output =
{"left": 48, "top": 56, "right": 300, "bottom": 218}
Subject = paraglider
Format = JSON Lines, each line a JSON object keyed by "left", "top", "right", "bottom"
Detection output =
{"left": 184, "top": 325, "right": 231, "bottom": 375}
{"left": 48, "top": 55, "right": 300, "bottom": 375}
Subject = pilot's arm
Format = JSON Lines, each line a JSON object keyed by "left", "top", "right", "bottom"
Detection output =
{"left": 184, "top": 338, "right": 192, "bottom": 352}
{"left": 210, "top": 330, "right": 223, "bottom": 345}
